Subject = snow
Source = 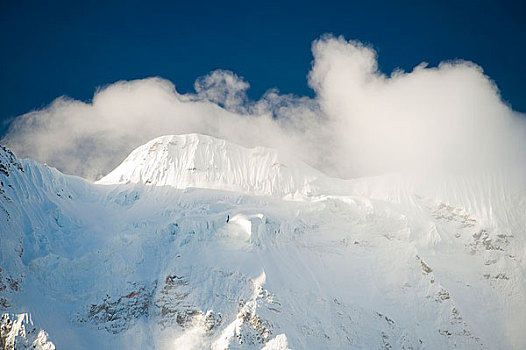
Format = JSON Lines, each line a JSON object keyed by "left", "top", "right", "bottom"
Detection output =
{"left": 0, "top": 313, "right": 55, "bottom": 349}
{"left": 1, "top": 135, "right": 525, "bottom": 349}
{"left": 97, "top": 134, "right": 327, "bottom": 198}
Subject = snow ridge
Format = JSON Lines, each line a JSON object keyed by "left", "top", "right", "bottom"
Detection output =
{"left": 97, "top": 134, "right": 326, "bottom": 197}
{"left": 1, "top": 313, "right": 55, "bottom": 350}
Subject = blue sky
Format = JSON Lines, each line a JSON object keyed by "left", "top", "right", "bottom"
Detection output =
{"left": 1, "top": 0, "right": 525, "bottom": 137}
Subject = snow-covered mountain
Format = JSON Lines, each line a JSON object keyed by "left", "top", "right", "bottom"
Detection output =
{"left": 1, "top": 135, "right": 525, "bottom": 349}
{"left": 97, "top": 134, "right": 329, "bottom": 198}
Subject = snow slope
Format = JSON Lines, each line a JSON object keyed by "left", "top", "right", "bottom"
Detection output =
{"left": 97, "top": 134, "right": 328, "bottom": 198}
{"left": 1, "top": 136, "right": 525, "bottom": 349}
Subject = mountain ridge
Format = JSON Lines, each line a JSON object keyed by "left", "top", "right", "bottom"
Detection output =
{"left": 97, "top": 134, "right": 328, "bottom": 198}
{"left": 1, "top": 136, "right": 525, "bottom": 349}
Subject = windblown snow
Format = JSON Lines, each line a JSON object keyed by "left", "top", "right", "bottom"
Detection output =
{"left": 1, "top": 135, "right": 525, "bottom": 349}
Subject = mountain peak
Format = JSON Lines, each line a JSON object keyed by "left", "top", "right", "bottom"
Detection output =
{"left": 97, "top": 134, "right": 325, "bottom": 197}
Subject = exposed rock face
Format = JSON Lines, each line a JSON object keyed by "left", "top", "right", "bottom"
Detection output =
{"left": 0, "top": 146, "right": 24, "bottom": 179}
{"left": 77, "top": 282, "right": 156, "bottom": 334}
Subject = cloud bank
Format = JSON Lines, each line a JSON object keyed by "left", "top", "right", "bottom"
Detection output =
{"left": 2, "top": 35, "right": 525, "bottom": 180}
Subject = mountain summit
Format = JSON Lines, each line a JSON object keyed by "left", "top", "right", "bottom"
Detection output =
{"left": 98, "top": 134, "right": 326, "bottom": 197}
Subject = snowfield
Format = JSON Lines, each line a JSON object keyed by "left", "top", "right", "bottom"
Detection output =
{"left": 1, "top": 135, "right": 525, "bottom": 349}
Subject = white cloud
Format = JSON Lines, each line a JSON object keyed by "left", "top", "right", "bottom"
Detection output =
{"left": 309, "top": 35, "right": 526, "bottom": 176}
{"left": 193, "top": 70, "right": 250, "bottom": 113}
{"left": 2, "top": 35, "right": 525, "bottom": 180}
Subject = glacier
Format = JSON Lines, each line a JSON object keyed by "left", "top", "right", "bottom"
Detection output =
{"left": 1, "top": 135, "right": 525, "bottom": 349}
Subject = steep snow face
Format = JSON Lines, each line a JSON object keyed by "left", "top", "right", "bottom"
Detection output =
{"left": 1, "top": 313, "right": 55, "bottom": 350}
{"left": 98, "top": 134, "right": 327, "bottom": 197}
{"left": 2, "top": 139, "right": 526, "bottom": 350}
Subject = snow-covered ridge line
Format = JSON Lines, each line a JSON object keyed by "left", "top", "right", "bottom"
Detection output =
{"left": 1, "top": 313, "right": 55, "bottom": 350}
{"left": 97, "top": 134, "right": 329, "bottom": 197}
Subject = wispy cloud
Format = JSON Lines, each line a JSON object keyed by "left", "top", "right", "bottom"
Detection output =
{"left": 3, "top": 35, "right": 525, "bottom": 180}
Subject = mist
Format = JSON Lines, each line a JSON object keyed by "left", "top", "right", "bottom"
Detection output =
{"left": 2, "top": 35, "right": 525, "bottom": 180}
